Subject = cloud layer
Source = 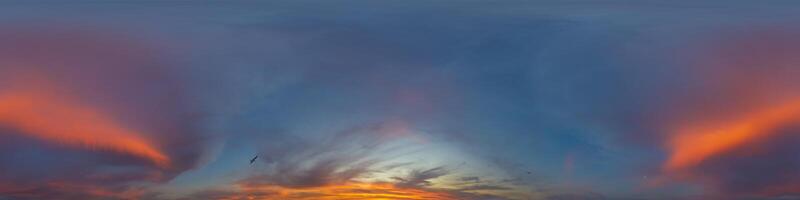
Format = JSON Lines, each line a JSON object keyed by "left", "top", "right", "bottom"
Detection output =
{"left": 3, "top": 2, "right": 800, "bottom": 200}
{"left": 181, "top": 121, "right": 524, "bottom": 200}
{"left": 0, "top": 25, "right": 206, "bottom": 199}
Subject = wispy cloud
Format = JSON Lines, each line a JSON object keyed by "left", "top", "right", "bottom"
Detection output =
{"left": 0, "top": 25, "right": 207, "bottom": 200}
{"left": 184, "top": 121, "right": 525, "bottom": 199}
{"left": 654, "top": 28, "right": 800, "bottom": 197}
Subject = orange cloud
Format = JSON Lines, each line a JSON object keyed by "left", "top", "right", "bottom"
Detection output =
{"left": 0, "top": 78, "right": 170, "bottom": 168}
{"left": 221, "top": 182, "right": 460, "bottom": 200}
{"left": 664, "top": 99, "right": 800, "bottom": 171}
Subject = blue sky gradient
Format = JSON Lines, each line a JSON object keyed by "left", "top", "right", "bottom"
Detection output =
{"left": 2, "top": 1, "right": 800, "bottom": 199}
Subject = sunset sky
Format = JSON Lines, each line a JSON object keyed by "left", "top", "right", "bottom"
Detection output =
{"left": 2, "top": 1, "right": 800, "bottom": 200}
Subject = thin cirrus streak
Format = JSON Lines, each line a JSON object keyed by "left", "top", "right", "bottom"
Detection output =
{"left": 664, "top": 99, "right": 800, "bottom": 171}
{"left": 0, "top": 84, "right": 170, "bottom": 168}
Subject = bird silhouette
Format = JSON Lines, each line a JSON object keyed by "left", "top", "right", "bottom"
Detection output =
{"left": 250, "top": 156, "right": 258, "bottom": 164}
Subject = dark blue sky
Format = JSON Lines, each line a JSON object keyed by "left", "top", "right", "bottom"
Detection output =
{"left": 2, "top": 1, "right": 800, "bottom": 199}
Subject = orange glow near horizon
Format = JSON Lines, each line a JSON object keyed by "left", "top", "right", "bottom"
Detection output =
{"left": 223, "top": 182, "right": 460, "bottom": 200}
{"left": 0, "top": 82, "right": 170, "bottom": 168}
{"left": 665, "top": 99, "right": 800, "bottom": 171}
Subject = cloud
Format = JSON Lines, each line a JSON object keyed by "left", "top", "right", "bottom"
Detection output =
{"left": 0, "top": 181, "right": 145, "bottom": 200}
{"left": 458, "top": 184, "right": 512, "bottom": 191}
{"left": 545, "top": 192, "right": 607, "bottom": 200}
{"left": 461, "top": 176, "right": 481, "bottom": 182}
{"left": 654, "top": 28, "right": 800, "bottom": 197}
{"left": 184, "top": 121, "right": 524, "bottom": 199}
{"left": 0, "top": 25, "right": 207, "bottom": 199}
{"left": 392, "top": 167, "right": 449, "bottom": 188}
{"left": 243, "top": 122, "right": 415, "bottom": 188}
{"left": 665, "top": 99, "right": 800, "bottom": 172}
{"left": 0, "top": 78, "right": 170, "bottom": 167}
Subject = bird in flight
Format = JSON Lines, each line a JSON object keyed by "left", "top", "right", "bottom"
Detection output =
{"left": 250, "top": 156, "right": 258, "bottom": 164}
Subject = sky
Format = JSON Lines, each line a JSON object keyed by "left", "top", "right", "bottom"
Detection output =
{"left": 2, "top": 1, "right": 800, "bottom": 200}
